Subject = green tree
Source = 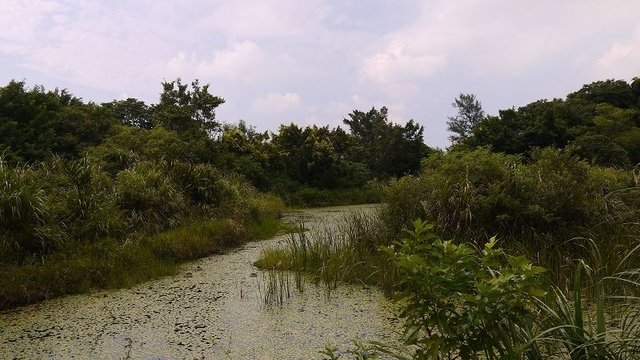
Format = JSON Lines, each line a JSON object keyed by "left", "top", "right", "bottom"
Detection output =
{"left": 447, "top": 93, "right": 485, "bottom": 144}
{"left": 215, "top": 120, "right": 272, "bottom": 189}
{"left": 153, "top": 79, "right": 225, "bottom": 138}
{"left": 472, "top": 100, "right": 577, "bottom": 156}
{"left": 569, "top": 134, "right": 631, "bottom": 167}
{"left": 0, "top": 80, "right": 114, "bottom": 163}
{"left": 343, "top": 106, "right": 429, "bottom": 178}
{"left": 104, "top": 98, "right": 153, "bottom": 129}
{"left": 567, "top": 79, "right": 636, "bottom": 109}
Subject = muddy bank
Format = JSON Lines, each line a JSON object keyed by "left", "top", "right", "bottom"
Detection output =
{"left": 0, "top": 204, "right": 401, "bottom": 359}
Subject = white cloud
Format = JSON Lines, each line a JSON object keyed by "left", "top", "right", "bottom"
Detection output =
{"left": 594, "top": 26, "right": 640, "bottom": 79}
{"left": 359, "top": 0, "right": 640, "bottom": 85}
{"left": 252, "top": 92, "right": 301, "bottom": 113}
{"left": 598, "top": 43, "right": 633, "bottom": 68}
{"left": 166, "top": 41, "right": 267, "bottom": 82}
{"left": 197, "top": 0, "right": 328, "bottom": 39}
{"left": 0, "top": 0, "right": 59, "bottom": 52}
{"left": 2, "top": 0, "right": 640, "bottom": 149}
{"left": 360, "top": 43, "right": 447, "bottom": 84}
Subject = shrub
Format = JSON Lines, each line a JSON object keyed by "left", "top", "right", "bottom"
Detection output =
{"left": 382, "top": 220, "right": 547, "bottom": 359}
{"left": 162, "top": 160, "right": 226, "bottom": 211}
{"left": 386, "top": 149, "right": 640, "bottom": 262}
{"left": 381, "top": 175, "right": 427, "bottom": 233}
{"left": 42, "top": 157, "right": 124, "bottom": 242}
{"left": 115, "top": 162, "right": 187, "bottom": 231}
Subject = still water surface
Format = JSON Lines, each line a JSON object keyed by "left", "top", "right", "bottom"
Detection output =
{"left": 0, "top": 204, "right": 401, "bottom": 359}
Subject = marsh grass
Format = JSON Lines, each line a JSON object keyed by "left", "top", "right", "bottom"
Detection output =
{"left": 259, "top": 270, "right": 306, "bottom": 307}
{"left": 148, "top": 218, "right": 248, "bottom": 261}
{"left": 255, "top": 211, "right": 398, "bottom": 294}
{"left": 530, "top": 240, "right": 640, "bottom": 359}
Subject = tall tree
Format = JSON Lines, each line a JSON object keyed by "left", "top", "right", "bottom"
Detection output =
{"left": 104, "top": 98, "right": 153, "bottom": 129}
{"left": 0, "top": 80, "right": 114, "bottom": 163}
{"left": 343, "top": 106, "right": 429, "bottom": 178}
{"left": 447, "top": 93, "right": 484, "bottom": 144}
{"left": 153, "top": 79, "right": 225, "bottom": 138}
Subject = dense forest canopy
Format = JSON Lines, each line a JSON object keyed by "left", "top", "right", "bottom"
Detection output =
{"left": 2, "top": 77, "right": 640, "bottom": 196}
{"left": 451, "top": 78, "right": 640, "bottom": 168}
{"left": 0, "top": 79, "right": 431, "bottom": 194}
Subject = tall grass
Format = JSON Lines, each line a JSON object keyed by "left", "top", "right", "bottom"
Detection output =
{"left": 0, "top": 154, "right": 287, "bottom": 309}
{"left": 531, "top": 240, "right": 640, "bottom": 359}
{"left": 255, "top": 211, "right": 397, "bottom": 294}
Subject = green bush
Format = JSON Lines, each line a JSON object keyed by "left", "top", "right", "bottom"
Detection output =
{"left": 115, "top": 161, "right": 187, "bottom": 231}
{"left": 379, "top": 148, "right": 640, "bottom": 286}
{"left": 387, "top": 148, "right": 639, "bottom": 247}
{"left": 382, "top": 220, "right": 546, "bottom": 359}
{"left": 416, "top": 148, "right": 521, "bottom": 239}
{"left": 162, "top": 160, "right": 226, "bottom": 210}
{"left": 43, "top": 157, "right": 124, "bottom": 242}
{"left": 381, "top": 175, "right": 427, "bottom": 233}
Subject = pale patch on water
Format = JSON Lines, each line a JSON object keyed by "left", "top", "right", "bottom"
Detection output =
{"left": 0, "top": 204, "right": 402, "bottom": 359}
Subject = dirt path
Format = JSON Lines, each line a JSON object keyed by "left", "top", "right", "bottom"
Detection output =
{"left": 0, "top": 204, "right": 401, "bottom": 359}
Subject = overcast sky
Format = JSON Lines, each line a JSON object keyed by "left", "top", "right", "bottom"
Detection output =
{"left": 2, "top": 0, "right": 639, "bottom": 148}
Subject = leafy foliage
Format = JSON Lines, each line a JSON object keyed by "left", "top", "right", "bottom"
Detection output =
{"left": 344, "top": 106, "right": 430, "bottom": 178}
{"left": 153, "top": 78, "right": 225, "bottom": 137}
{"left": 0, "top": 81, "right": 114, "bottom": 163}
{"left": 383, "top": 220, "right": 546, "bottom": 359}
{"left": 458, "top": 78, "right": 640, "bottom": 168}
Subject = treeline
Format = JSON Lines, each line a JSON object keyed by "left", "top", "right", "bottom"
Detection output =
{"left": 449, "top": 78, "right": 640, "bottom": 168}
{"left": 0, "top": 79, "right": 431, "bottom": 206}
{"left": 0, "top": 78, "right": 430, "bottom": 307}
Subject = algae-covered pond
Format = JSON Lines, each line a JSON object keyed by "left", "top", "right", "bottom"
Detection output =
{"left": 0, "top": 204, "right": 401, "bottom": 359}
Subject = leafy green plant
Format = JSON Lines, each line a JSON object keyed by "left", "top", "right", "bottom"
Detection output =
{"left": 382, "top": 220, "right": 547, "bottom": 359}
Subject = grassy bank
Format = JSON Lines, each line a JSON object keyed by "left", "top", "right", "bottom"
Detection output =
{"left": 0, "top": 155, "right": 290, "bottom": 310}
{"left": 0, "top": 214, "right": 287, "bottom": 310}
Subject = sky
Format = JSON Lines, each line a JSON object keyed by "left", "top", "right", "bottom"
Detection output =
{"left": 1, "top": 0, "right": 640, "bottom": 148}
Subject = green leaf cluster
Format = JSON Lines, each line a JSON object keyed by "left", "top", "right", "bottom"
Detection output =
{"left": 383, "top": 220, "right": 546, "bottom": 359}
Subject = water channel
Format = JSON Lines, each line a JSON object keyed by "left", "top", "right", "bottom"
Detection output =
{"left": 0, "top": 204, "right": 402, "bottom": 359}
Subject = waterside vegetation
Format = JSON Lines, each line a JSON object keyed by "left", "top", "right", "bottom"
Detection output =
{"left": 2, "top": 76, "right": 640, "bottom": 358}
{"left": 255, "top": 78, "right": 640, "bottom": 358}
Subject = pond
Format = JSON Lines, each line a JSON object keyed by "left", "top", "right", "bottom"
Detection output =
{"left": 0, "top": 204, "right": 402, "bottom": 359}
